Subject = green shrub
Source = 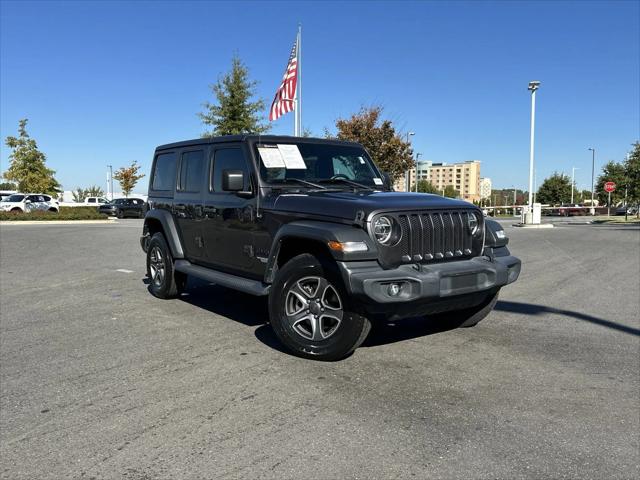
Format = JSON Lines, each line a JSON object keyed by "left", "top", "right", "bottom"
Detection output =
{"left": 0, "top": 206, "right": 109, "bottom": 221}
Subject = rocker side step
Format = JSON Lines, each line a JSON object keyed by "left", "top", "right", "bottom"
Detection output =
{"left": 174, "top": 260, "right": 270, "bottom": 296}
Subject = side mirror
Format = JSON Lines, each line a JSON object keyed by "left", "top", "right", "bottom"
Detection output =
{"left": 381, "top": 172, "right": 392, "bottom": 190}
{"left": 222, "top": 170, "right": 252, "bottom": 197}
{"left": 25, "top": 199, "right": 32, "bottom": 204}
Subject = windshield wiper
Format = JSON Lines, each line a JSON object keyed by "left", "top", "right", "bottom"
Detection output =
{"left": 275, "top": 178, "right": 328, "bottom": 190}
{"left": 318, "top": 178, "right": 375, "bottom": 191}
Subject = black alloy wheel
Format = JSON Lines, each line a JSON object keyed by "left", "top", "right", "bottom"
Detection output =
{"left": 146, "top": 233, "right": 186, "bottom": 299}
{"left": 269, "top": 253, "right": 371, "bottom": 361}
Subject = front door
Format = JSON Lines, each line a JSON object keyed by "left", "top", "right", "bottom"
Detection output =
{"left": 199, "top": 144, "right": 260, "bottom": 277}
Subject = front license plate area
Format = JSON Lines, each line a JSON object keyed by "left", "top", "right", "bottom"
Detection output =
{"left": 440, "top": 271, "right": 494, "bottom": 296}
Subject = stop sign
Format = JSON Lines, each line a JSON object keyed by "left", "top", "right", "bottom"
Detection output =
{"left": 604, "top": 182, "right": 616, "bottom": 193}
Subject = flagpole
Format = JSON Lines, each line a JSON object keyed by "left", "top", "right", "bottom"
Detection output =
{"left": 298, "top": 24, "right": 302, "bottom": 136}
{"left": 294, "top": 24, "right": 301, "bottom": 136}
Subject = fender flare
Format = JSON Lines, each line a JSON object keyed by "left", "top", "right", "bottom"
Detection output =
{"left": 484, "top": 218, "right": 509, "bottom": 248}
{"left": 264, "top": 220, "right": 378, "bottom": 283}
{"left": 143, "top": 209, "right": 185, "bottom": 259}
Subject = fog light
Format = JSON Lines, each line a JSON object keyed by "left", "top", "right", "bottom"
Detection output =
{"left": 388, "top": 283, "right": 401, "bottom": 296}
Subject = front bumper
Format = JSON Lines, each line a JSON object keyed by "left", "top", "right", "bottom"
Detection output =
{"left": 338, "top": 254, "right": 521, "bottom": 305}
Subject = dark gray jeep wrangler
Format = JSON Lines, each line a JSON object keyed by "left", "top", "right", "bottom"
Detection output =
{"left": 141, "top": 136, "right": 520, "bottom": 360}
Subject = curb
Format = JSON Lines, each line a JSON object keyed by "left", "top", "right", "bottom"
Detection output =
{"left": 0, "top": 219, "right": 118, "bottom": 225}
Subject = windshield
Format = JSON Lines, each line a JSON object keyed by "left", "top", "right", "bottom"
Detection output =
{"left": 256, "top": 142, "right": 383, "bottom": 189}
{"left": 2, "top": 195, "right": 25, "bottom": 202}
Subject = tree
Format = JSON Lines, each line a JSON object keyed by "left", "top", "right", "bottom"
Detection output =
{"left": 443, "top": 185, "right": 460, "bottom": 198}
{"left": 3, "top": 119, "right": 60, "bottom": 194}
{"left": 86, "top": 185, "right": 104, "bottom": 198}
{"left": 199, "top": 55, "right": 269, "bottom": 136}
{"left": 624, "top": 141, "right": 640, "bottom": 207}
{"left": 416, "top": 179, "right": 438, "bottom": 194}
{"left": 0, "top": 181, "right": 17, "bottom": 190}
{"left": 113, "top": 161, "right": 145, "bottom": 197}
{"left": 72, "top": 188, "right": 88, "bottom": 203}
{"left": 537, "top": 172, "right": 572, "bottom": 205}
{"left": 595, "top": 161, "right": 627, "bottom": 205}
{"left": 330, "top": 106, "right": 414, "bottom": 181}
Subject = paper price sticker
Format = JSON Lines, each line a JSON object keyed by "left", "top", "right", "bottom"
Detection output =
{"left": 277, "top": 144, "right": 307, "bottom": 169}
{"left": 258, "top": 146, "right": 285, "bottom": 168}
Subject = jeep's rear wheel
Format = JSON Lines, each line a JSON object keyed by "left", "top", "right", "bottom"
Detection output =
{"left": 269, "top": 253, "right": 371, "bottom": 361}
{"left": 146, "top": 233, "right": 184, "bottom": 299}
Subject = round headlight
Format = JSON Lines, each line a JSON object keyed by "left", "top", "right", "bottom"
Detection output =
{"left": 373, "top": 216, "right": 394, "bottom": 244}
{"left": 467, "top": 211, "right": 480, "bottom": 236}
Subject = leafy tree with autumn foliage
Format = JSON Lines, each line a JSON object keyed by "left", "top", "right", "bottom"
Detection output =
{"left": 113, "top": 161, "right": 145, "bottom": 197}
{"left": 3, "top": 119, "right": 60, "bottom": 194}
{"left": 329, "top": 106, "right": 414, "bottom": 181}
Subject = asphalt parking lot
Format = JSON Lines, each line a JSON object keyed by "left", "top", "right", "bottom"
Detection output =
{"left": 1, "top": 219, "right": 638, "bottom": 479}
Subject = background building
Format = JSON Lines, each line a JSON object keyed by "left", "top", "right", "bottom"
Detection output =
{"left": 479, "top": 177, "right": 492, "bottom": 202}
{"left": 395, "top": 160, "right": 482, "bottom": 202}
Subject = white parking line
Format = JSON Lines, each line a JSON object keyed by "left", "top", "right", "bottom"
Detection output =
{"left": 116, "top": 269, "right": 134, "bottom": 274}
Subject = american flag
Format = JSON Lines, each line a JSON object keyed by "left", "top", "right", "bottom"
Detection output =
{"left": 269, "top": 38, "right": 298, "bottom": 122}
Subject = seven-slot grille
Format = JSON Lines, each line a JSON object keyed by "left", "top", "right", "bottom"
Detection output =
{"left": 394, "top": 210, "right": 475, "bottom": 263}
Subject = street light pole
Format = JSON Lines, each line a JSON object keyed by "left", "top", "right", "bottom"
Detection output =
{"left": 588, "top": 148, "right": 595, "bottom": 214}
{"left": 107, "top": 165, "right": 113, "bottom": 200}
{"left": 415, "top": 152, "right": 422, "bottom": 192}
{"left": 405, "top": 132, "right": 415, "bottom": 192}
{"left": 571, "top": 167, "right": 579, "bottom": 204}
{"left": 527, "top": 81, "right": 540, "bottom": 215}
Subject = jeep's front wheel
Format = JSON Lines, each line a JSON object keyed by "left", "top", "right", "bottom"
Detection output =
{"left": 269, "top": 253, "right": 371, "bottom": 361}
{"left": 146, "top": 233, "right": 185, "bottom": 299}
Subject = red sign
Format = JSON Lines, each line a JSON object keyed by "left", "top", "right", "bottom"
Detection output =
{"left": 604, "top": 182, "right": 616, "bottom": 193}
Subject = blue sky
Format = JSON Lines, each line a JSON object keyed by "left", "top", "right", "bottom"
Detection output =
{"left": 1, "top": 0, "right": 638, "bottom": 192}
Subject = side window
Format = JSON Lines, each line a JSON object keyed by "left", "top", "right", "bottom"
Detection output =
{"left": 211, "top": 148, "right": 249, "bottom": 192}
{"left": 178, "top": 150, "right": 204, "bottom": 192}
{"left": 152, "top": 152, "right": 177, "bottom": 192}
{"left": 88, "top": 198, "right": 96, "bottom": 203}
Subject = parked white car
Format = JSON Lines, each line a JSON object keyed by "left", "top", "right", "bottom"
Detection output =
{"left": 0, "top": 193, "right": 59, "bottom": 213}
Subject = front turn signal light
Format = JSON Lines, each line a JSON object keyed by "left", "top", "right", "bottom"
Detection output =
{"left": 327, "top": 241, "right": 369, "bottom": 253}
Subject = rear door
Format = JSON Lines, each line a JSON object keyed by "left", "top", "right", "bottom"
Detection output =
{"left": 174, "top": 148, "right": 206, "bottom": 261}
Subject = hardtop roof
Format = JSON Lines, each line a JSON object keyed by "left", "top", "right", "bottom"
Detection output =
{"left": 155, "top": 135, "right": 363, "bottom": 151}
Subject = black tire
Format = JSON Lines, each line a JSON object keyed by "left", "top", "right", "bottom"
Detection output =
{"left": 146, "top": 233, "right": 182, "bottom": 299}
{"left": 116, "top": 209, "right": 124, "bottom": 219}
{"left": 434, "top": 290, "right": 500, "bottom": 328}
{"left": 269, "top": 253, "right": 371, "bottom": 361}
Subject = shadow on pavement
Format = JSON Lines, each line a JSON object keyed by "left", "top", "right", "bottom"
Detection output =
{"left": 176, "top": 277, "right": 269, "bottom": 328}
{"left": 495, "top": 300, "right": 640, "bottom": 337}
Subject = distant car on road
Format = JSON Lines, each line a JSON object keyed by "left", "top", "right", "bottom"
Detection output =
{"left": 84, "top": 197, "right": 109, "bottom": 205}
{"left": 615, "top": 205, "right": 638, "bottom": 216}
{"left": 99, "top": 198, "right": 145, "bottom": 218}
{"left": 557, "top": 204, "right": 587, "bottom": 216}
{"left": 0, "top": 193, "right": 59, "bottom": 213}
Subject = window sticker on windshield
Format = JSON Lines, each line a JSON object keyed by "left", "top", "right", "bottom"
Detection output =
{"left": 358, "top": 157, "right": 366, "bottom": 164}
{"left": 258, "top": 146, "right": 286, "bottom": 168}
{"left": 277, "top": 144, "right": 307, "bottom": 169}
{"left": 373, "top": 177, "right": 383, "bottom": 185}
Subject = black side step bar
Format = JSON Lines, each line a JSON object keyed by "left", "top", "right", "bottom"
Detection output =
{"left": 174, "top": 260, "right": 270, "bottom": 296}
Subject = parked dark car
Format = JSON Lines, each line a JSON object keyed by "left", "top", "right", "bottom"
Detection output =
{"left": 140, "top": 136, "right": 521, "bottom": 360}
{"left": 99, "top": 198, "right": 145, "bottom": 218}
{"left": 615, "top": 205, "right": 639, "bottom": 216}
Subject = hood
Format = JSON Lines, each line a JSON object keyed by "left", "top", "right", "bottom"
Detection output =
{"left": 268, "top": 191, "right": 476, "bottom": 221}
